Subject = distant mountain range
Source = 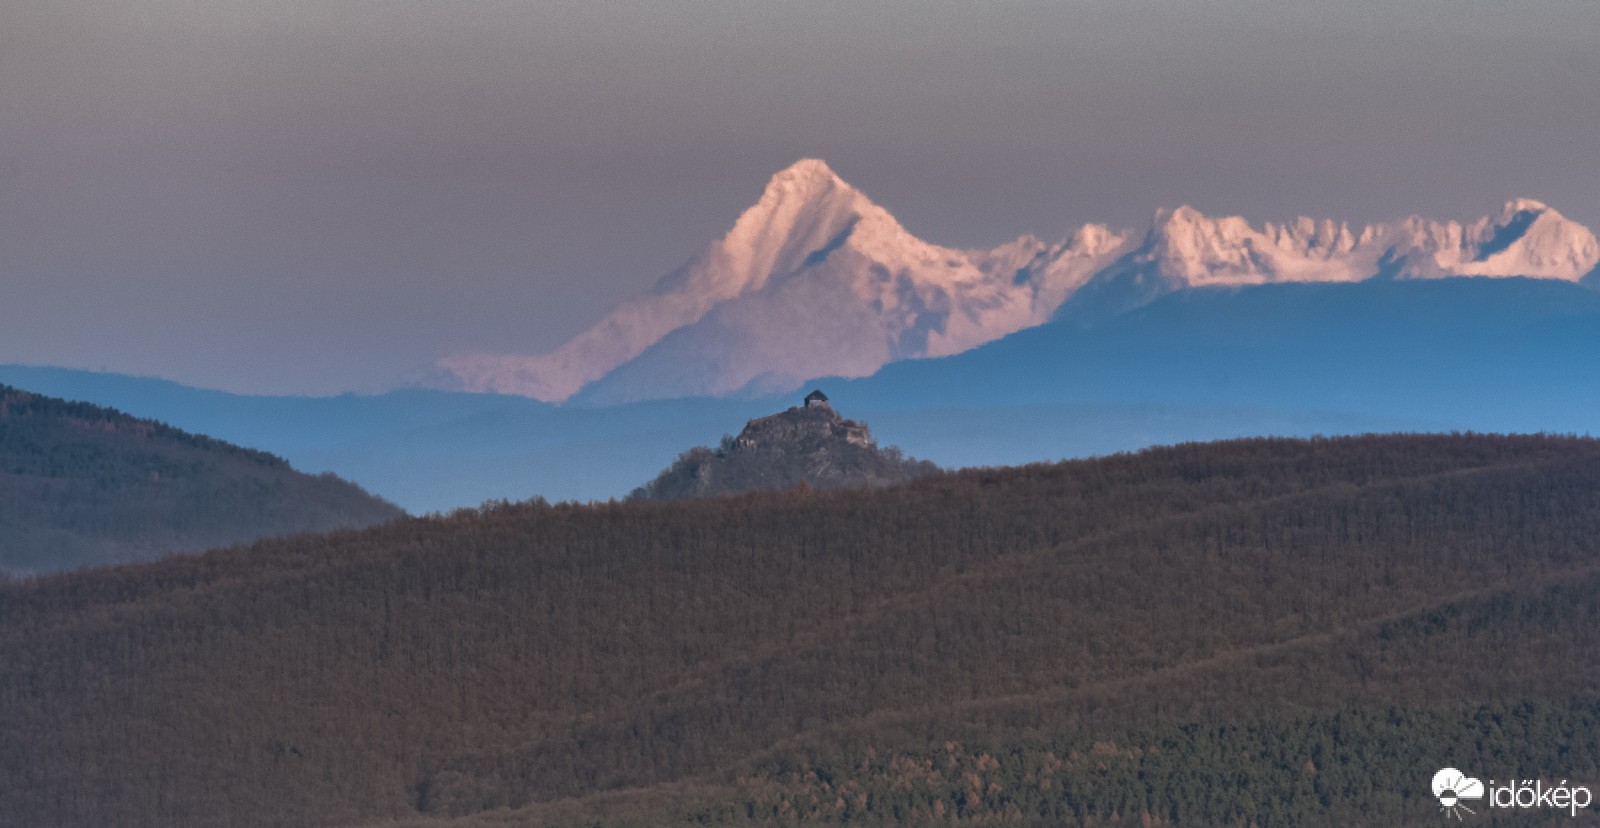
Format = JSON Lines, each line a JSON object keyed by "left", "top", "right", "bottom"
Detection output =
{"left": 436, "top": 159, "right": 1600, "bottom": 405}
{"left": 6, "top": 168, "right": 1598, "bottom": 513}
{"left": 0, "top": 384, "right": 402, "bottom": 574}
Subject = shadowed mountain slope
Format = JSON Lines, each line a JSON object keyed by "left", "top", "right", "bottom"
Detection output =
{"left": 3, "top": 434, "right": 1600, "bottom": 826}
{"left": 0, "top": 384, "right": 403, "bottom": 573}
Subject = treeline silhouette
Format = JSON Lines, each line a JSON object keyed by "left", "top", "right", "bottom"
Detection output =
{"left": 2, "top": 433, "right": 1599, "bottom": 826}
{"left": 0, "top": 384, "right": 403, "bottom": 573}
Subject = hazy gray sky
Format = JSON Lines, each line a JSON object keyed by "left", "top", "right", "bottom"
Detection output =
{"left": 4, "top": 0, "right": 1597, "bottom": 394}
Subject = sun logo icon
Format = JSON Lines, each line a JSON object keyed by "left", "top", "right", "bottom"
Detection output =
{"left": 1432, "top": 768, "right": 1485, "bottom": 820}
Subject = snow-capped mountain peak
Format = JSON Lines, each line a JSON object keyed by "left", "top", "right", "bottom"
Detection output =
{"left": 439, "top": 159, "right": 877, "bottom": 402}
{"left": 718, "top": 158, "right": 864, "bottom": 290}
{"left": 1459, "top": 199, "right": 1599, "bottom": 278}
{"left": 440, "top": 159, "right": 1128, "bottom": 402}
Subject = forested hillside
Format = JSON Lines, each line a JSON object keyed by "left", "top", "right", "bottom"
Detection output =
{"left": 3, "top": 434, "right": 1600, "bottom": 827}
{"left": 0, "top": 384, "right": 403, "bottom": 573}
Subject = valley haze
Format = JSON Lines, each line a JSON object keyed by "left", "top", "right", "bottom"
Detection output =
{"left": 3, "top": 159, "right": 1597, "bottom": 512}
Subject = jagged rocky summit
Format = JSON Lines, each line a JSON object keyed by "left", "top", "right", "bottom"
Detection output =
{"left": 439, "top": 159, "right": 1600, "bottom": 404}
{"left": 628, "top": 390, "right": 938, "bottom": 502}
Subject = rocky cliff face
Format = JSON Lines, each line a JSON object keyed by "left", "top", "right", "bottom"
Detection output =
{"left": 732, "top": 404, "right": 871, "bottom": 450}
{"left": 629, "top": 400, "right": 937, "bottom": 502}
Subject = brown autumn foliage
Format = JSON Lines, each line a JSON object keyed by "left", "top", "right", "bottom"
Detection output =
{"left": 2, "top": 433, "right": 1600, "bottom": 827}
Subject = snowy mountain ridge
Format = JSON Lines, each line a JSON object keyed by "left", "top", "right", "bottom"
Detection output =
{"left": 1141, "top": 196, "right": 1597, "bottom": 286}
{"left": 438, "top": 160, "right": 1600, "bottom": 403}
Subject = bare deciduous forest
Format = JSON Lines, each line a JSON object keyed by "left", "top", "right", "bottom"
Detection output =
{"left": 3, "top": 433, "right": 1599, "bottom": 826}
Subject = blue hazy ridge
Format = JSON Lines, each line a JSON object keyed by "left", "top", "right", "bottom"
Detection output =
{"left": 3, "top": 277, "right": 1595, "bottom": 513}
{"left": 826, "top": 277, "right": 1600, "bottom": 432}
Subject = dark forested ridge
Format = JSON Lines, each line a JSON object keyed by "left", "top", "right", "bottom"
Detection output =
{"left": 4, "top": 434, "right": 1600, "bottom": 827}
{"left": 0, "top": 384, "right": 404, "bottom": 573}
{"left": 630, "top": 397, "right": 938, "bottom": 501}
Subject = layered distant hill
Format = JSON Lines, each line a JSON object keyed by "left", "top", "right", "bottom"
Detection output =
{"left": 9, "top": 271, "right": 1600, "bottom": 512}
{"left": 5, "top": 434, "right": 1600, "bottom": 826}
{"left": 829, "top": 276, "right": 1600, "bottom": 433}
{"left": 436, "top": 159, "right": 1599, "bottom": 405}
{"left": 630, "top": 393, "right": 938, "bottom": 501}
{"left": 0, "top": 384, "right": 403, "bottom": 573}
{"left": 0, "top": 365, "right": 1428, "bottom": 511}
{"left": 6, "top": 165, "right": 1600, "bottom": 510}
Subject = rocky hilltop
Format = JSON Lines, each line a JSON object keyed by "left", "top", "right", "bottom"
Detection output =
{"left": 629, "top": 391, "right": 938, "bottom": 501}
